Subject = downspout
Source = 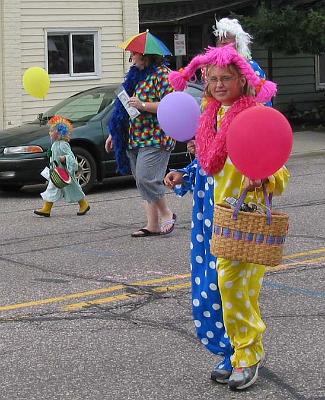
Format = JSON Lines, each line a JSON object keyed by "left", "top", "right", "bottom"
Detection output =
{"left": 121, "top": 0, "right": 126, "bottom": 74}
{"left": 265, "top": 0, "right": 273, "bottom": 81}
{"left": 0, "top": 0, "right": 4, "bottom": 129}
{"left": 175, "top": 24, "right": 182, "bottom": 70}
{"left": 121, "top": 0, "right": 138, "bottom": 75}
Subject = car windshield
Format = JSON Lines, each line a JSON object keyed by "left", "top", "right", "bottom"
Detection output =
{"left": 41, "top": 87, "right": 116, "bottom": 123}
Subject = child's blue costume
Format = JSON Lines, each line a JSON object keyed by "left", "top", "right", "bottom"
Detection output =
{"left": 174, "top": 159, "right": 233, "bottom": 371}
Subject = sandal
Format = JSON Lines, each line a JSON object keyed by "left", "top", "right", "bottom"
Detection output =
{"left": 160, "top": 213, "right": 177, "bottom": 235}
{"left": 131, "top": 228, "right": 161, "bottom": 238}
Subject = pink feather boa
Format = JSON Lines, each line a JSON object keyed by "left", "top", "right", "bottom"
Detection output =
{"left": 196, "top": 95, "right": 258, "bottom": 175}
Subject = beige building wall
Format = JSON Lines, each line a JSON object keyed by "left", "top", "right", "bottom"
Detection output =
{"left": 0, "top": 0, "right": 139, "bottom": 129}
{"left": 122, "top": 0, "right": 139, "bottom": 73}
{"left": 0, "top": 0, "right": 3, "bottom": 129}
{"left": 1, "top": 0, "right": 22, "bottom": 129}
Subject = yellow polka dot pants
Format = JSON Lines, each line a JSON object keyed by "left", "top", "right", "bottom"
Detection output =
{"left": 217, "top": 258, "right": 266, "bottom": 368}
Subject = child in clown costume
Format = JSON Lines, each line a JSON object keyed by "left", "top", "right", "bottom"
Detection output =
{"left": 165, "top": 19, "right": 273, "bottom": 386}
{"left": 167, "top": 45, "right": 290, "bottom": 390}
{"left": 34, "top": 116, "right": 90, "bottom": 217}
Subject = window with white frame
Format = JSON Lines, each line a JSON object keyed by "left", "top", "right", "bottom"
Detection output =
{"left": 315, "top": 54, "right": 325, "bottom": 90}
{"left": 46, "top": 30, "right": 100, "bottom": 79}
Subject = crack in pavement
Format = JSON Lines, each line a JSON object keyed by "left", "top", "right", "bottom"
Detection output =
{"left": 260, "top": 367, "right": 311, "bottom": 400}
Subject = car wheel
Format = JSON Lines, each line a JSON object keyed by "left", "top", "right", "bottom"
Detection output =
{"left": 0, "top": 184, "right": 23, "bottom": 192}
{"left": 72, "top": 146, "right": 97, "bottom": 194}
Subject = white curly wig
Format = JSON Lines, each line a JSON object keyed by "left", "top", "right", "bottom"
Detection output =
{"left": 212, "top": 17, "right": 252, "bottom": 60}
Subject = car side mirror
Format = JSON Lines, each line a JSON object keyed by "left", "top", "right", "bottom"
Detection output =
{"left": 38, "top": 113, "right": 43, "bottom": 126}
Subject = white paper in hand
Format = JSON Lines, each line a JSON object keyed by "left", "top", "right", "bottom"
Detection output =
{"left": 116, "top": 86, "right": 140, "bottom": 119}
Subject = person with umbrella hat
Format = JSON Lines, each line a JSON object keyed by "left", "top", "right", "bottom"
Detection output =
{"left": 106, "top": 31, "right": 176, "bottom": 237}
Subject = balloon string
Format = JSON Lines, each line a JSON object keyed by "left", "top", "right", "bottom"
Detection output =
{"left": 186, "top": 149, "right": 194, "bottom": 163}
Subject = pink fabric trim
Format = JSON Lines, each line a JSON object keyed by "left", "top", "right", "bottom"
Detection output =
{"left": 196, "top": 96, "right": 258, "bottom": 175}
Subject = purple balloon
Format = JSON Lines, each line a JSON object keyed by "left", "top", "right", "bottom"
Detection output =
{"left": 157, "top": 91, "right": 201, "bottom": 142}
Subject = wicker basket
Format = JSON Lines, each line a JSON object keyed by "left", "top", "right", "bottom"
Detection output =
{"left": 211, "top": 191, "right": 289, "bottom": 267}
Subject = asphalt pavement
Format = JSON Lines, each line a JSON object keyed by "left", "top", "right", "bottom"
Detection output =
{"left": 0, "top": 131, "right": 324, "bottom": 400}
{"left": 292, "top": 130, "right": 325, "bottom": 157}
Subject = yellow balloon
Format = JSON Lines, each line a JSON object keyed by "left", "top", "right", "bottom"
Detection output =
{"left": 23, "top": 67, "right": 50, "bottom": 99}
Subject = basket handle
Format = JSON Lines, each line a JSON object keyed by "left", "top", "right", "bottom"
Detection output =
{"left": 233, "top": 183, "right": 273, "bottom": 225}
{"left": 52, "top": 160, "right": 65, "bottom": 168}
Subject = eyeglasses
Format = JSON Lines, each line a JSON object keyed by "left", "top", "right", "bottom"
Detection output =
{"left": 207, "top": 76, "right": 238, "bottom": 85}
{"left": 217, "top": 37, "right": 236, "bottom": 46}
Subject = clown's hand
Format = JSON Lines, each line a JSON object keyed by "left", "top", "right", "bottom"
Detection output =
{"left": 164, "top": 171, "right": 184, "bottom": 189}
{"left": 243, "top": 177, "right": 265, "bottom": 192}
{"left": 105, "top": 135, "right": 113, "bottom": 153}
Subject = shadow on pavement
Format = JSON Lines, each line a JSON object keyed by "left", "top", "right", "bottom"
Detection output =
{"left": 0, "top": 176, "right": 136, "bottom": 199}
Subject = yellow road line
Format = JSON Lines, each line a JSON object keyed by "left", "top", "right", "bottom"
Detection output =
{"left": 1, "top": 248, "right": 325, "bottom": 313}
{"left": 0, "top": 274, "right": 189, "bottom": 312}
{"left": 283, "top": 247, "right": 325, "bottom": 259}
{"left": 65, "top": 261, "right": 325, "bottom": 311}
{"left": 64, "top": 282, "right": 191, "bottom": 311}
{"left": 153, "top": 282, "right": 190, "bottom": 293}
{"left": 65, "top": 293, "right": 135, "bottom": 311}
{"left": 0, "top": 284, "right": 124, "bottom": 312}
{"left": 270, "top": 256, "right": 325, "bottom": 271}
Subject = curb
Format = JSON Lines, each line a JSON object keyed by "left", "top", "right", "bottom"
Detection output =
{"left": 290, "top": 149, "right": 325, "bottom": 159}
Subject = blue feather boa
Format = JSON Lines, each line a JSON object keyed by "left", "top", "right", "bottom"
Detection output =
{"left": 107, "top": 64, "right": 156, "bottom": 175}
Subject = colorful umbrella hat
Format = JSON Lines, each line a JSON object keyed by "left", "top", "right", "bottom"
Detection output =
{"left": 119, "top": 30, "right": 172, "bottom": 56}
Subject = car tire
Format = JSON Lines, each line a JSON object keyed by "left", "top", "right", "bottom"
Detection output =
{"left": 72, "top": 146, "right": 97, "bottom": 194}
{"left": 0, "top": 184, "right": 23, "bottom": 192}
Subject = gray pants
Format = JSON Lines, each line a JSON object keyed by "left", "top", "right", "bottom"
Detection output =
{"left": 127, "top": 147, "right": 171, "bottom": 203}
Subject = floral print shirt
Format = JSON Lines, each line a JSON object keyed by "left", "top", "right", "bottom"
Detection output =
{"left": 128, "top": 65, "right": 175, "bottom": 151}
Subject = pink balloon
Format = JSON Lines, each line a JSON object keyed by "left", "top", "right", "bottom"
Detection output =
{"left": 226, "top": 106, "right": 293, "bottom": 180}
{"left": 157, "top": 92, "right": 201, "bottom": 141}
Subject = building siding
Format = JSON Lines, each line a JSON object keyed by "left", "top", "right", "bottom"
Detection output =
{"left": 1, "top": 0, "right": 22, "bottom": 129}
{"left": 0, "top": 0, "right": 139, "bottom": 128}
{"left": 252, "top": 48, "right": 325, "bottom": 112}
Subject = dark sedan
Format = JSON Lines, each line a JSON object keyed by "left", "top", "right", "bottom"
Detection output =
{"left": 0, "top": 84, "right": 202, "bottom": 193}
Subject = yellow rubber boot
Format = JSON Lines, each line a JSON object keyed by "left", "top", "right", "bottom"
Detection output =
{"left": 77, "top": 198, "right": 90, "bottom": 216}
{"left": 33, "top": 201, "right": 53, "bottom": 217}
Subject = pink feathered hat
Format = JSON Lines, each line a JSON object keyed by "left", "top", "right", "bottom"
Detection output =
{"left": 169, "top": 44, "right": 276, "bottom": 103}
